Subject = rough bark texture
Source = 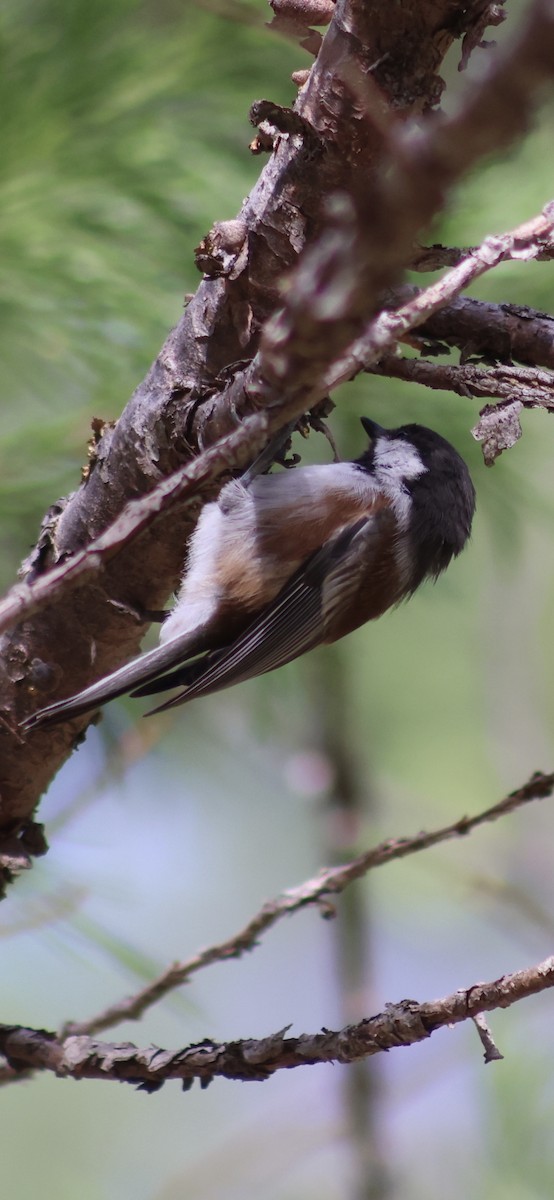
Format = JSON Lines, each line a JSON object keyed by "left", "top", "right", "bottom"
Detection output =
{"left": 4, "top": 0, "right": 554, "bottom": 892}
{"left": 2, "top": 954, "right": 554, "bottom": 1088}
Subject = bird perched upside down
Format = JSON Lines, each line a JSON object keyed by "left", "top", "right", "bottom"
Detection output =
{"left": 22, "top": 418, "right": 475, "bottom": 731}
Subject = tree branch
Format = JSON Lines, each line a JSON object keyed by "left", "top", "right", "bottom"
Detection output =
{"left": 370, "top": 354, "right": 554, "bottom": 462}
{"left": 58, "top": 770, "right": 553, "bottom": 1039}
{"left": 0, "top": 769, "right": 550, "bottom": 1090}
{"left": 2, "top": 955, "right": 553, "bottom": 1089}
{"left": 400, "top": 291, "right": 554, "bottom": 371}
{"left": 370, "top": 357, "right": 554, "bottom": 412}
{"left": 325, "top": 204, "right": 554, "bottom": 393}
{"left": 411, "top": 239, "right": 554, "bottom": 271}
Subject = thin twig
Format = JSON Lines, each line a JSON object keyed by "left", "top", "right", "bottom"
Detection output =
{"left": 3, "top": 955, "right": 554, "bottom": 1089}
{"left": 370, "top": 354, "right": 554, "bottom": 463}
{"left": 472, "top": 1013, "right": 504, "bottom": 1063}
{"left": 411, "top": 239, "right": 554, "bottom": 272}
{"left": 60, "top": 770, "right": 554, "bottom": 1039}
{"left": 369, "top": 356, "right": 554, "bottom": 410}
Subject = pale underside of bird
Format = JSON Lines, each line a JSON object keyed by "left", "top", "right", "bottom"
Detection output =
{"left": 22, "top": 418, "right": 475, "bottom": 731}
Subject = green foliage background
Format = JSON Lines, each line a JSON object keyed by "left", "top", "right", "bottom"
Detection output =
{"left": 2, "top": 2, "right": 554, "bottom": 1198}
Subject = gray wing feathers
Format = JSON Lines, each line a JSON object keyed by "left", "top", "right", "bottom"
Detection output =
{"left": 319, "top": 515, "right": 385, "bottom": 630}
{"left": 144, "top": 575, "right": 323, "bottom": 714}
{"left": 143, "top": 516, "right": 373, "bottom": 715}
{"left": 24, "top": 510, "right": 382, "bottom": 729}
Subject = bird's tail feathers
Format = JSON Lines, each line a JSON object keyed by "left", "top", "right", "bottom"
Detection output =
{"left": 20, "top": 628, "right": 211, "bottom": 732}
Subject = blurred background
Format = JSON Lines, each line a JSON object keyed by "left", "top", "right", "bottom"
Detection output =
{"left": 2, "top": 1, "right": 554, "bottom": 1198}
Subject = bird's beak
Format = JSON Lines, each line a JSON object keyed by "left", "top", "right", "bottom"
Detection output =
{"left": 360, "top": 417, "right": 385, "bottom": 440}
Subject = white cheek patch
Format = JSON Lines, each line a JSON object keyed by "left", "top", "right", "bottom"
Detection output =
{"left": 372, "top": 437, "right": 427, "bottom": 533}
{"left": 373, "top": 437, "right": 426, "bottom": 482}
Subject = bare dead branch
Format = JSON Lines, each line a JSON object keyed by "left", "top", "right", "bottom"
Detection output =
{"left": 370, "top": 354, "right": 554, "bottom": 463}
{"left": 2, "top": 954, "right": 553, "bottom": 1089}
{"left": 59, "top": 771, "right": 553, "bottom": 1039}
{"left": 369, "top": 356, "right": 554, "bottom": 409}
{"left": 400, "top": 292, "right": 554, "bottom": 371}
{"left": 412, "top": 240, "right": 554, "bottom": 271}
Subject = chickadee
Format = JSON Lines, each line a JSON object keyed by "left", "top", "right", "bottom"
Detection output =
{"left": 22, "top": 418, "right": 475, "bottom": 731}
